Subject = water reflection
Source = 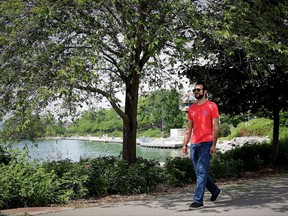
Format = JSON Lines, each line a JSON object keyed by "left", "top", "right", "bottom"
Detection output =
{"left": 14, "top": 139, "right": 184, "bottom": 162}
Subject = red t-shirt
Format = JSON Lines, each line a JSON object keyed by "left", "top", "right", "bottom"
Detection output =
{"left": 188, "top": 100, "right": 219, "bottom": 144}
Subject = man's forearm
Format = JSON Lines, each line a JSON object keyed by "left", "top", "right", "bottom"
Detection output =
{"left": 212, "top": 118, "right": 219, "bottom": 147}
{"left": 183, "top": 126, "right": 192, "bottom": 145}
{"left": 212, "top": 128, "right": 219, "bottom": 147}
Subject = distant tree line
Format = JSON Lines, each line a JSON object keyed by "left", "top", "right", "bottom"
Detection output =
{"left": 0, "top": 89, "right": 185, "bottom": 141}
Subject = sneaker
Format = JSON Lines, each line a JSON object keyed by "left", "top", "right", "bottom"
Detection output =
{"left": 210, "top": 189, "right": 221, "bottom": 202}
{"left": 189, "top": 202, "right": 204, "bottom": 210}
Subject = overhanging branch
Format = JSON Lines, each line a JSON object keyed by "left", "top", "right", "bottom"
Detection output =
{"left": 75, "top": 84, "right": 127, "bottom": 122}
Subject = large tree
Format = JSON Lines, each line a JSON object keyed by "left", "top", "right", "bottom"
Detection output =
{"left": 181, "top": 0, "right": 288, "bottom": 157}
{"left": 0, "top": 0, "right": 199, "bottom": 164}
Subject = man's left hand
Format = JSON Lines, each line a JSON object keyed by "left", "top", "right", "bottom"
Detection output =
{"left": 210, "top": 145, "right": 216, "bottom": 156}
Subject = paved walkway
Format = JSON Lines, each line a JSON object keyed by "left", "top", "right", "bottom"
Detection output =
{"left": 1, "top": 174, "right": 288, "bottom": 216}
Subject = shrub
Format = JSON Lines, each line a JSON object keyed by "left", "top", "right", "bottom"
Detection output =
{"left": 164, "top": 157, "right": 195, "bottom": 187}
{"left": 0, "top": 151, "right": 58, "bottom": 209}
{"left": 80, "top": 156, "right": 117, "bottom": 197}
{"left": 219, "top": 123, "right": 231, "bottom": 137}
{"left": 111, "top": 130, "right": 122, "bottom": 137}
{"left": 280, "top": 111, "right": 288, "bottom": 127}
{"left": 227, "top": 143, "right": 272, "bottom": 171}
{"left": 236, "top": 118, "right": 273, "bottom": 137}
{"left": 210, "top": 153, "right": 243, "bottom": 179}
{"left": 107, "top": 157, "right": 162, "bottom": 195}
{"left": 42, "top": 159, "right": 89, "bottom": 201}
{"left": 279, "top": 126, "right": 288, "bottom": 141}
{"left": 127, "top": 158, "right": 162, "bottom": 194}
{"left": 275, "top": 137, "right": 288, "bottom": 167}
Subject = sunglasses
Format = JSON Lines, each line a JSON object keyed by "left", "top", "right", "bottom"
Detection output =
{"left": 192, "top": 88, "right": 202, "bottom": 93}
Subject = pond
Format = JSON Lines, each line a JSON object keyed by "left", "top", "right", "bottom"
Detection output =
{"left": 14, "top": 139, "right": 185, "bottom": 162}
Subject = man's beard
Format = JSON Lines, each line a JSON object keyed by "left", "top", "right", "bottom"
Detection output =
{"left": 195, "top": 94, "right": 204, "bottom": 100}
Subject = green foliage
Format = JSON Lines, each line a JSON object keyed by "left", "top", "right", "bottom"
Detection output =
{"left": 43, "top": 115, "right": 67, "bottom": 137}
{"left": 138, "top": 89, "right": 185, "bottom": 135}
{"left": 219, "top": 123, "right": 231, "bottom": 137}
{"left": 220, "top": 113, "right": 267, "bottom": 127}
{"left": 0, "top": 0, "right": 199, "bottom": 164}
{"left": 233, "top": 118, "right": 272, "bottom": 137}
{"left": 227, "top": 117, "right": 273, "bottom": 139}
{"left": 1, "top": 139, "right": 288, "bottom": 210}
{"left": 210, "top": 153, "right": 243, "bottom": 179}
{"left": 163, "top": 157, "right": 195, "bottom": 187}
{"left": 275, "top": 131, "right": 288, "bottom": 167}
{"left": 211, "top": 141, "right": 288, "bottom": 177}
{"left": 42, "top": 159, "right": 89, "bottom": 200}
{"left": 101, "top": 158, "right": 127, "bottom": 195}
{"left": 1, "top": 114, "right": 46, "bottom": 142}
{"left": 162, "top": 89, "right": 185, "bottom": 133}
{"left": 0, "top": 151, "right": 58, "bottom": 209}
{"left": 108, "top": 158, "right": 162, "bottom": 194}
{"left": 228, "top": 127, "right": 240, "bottom": 139}
{"left": 227, "top": 143, "right": 272, "bottom": 171}
{"left": 280, "top": 111, "right": 288, "bottom": 127}
{"left": 82, "top": 157, "right": 162, "bottom": 196}
{"left": 279, "top": 126, "right": 288, "bottom": 141}
{"left": 80, "top": 156, "right": 116, "bottom": 197}
{"left": 0, "top": 114, "right": 67, "bottom": 142}
{"left": 1, "top": 114, "right": 287, "bottom": 210}
{"left": 182, "top": 0, "right": 288, "bottom": 160}
{"left": 236, "top": 118, "right": 273, "bottom": 137}
{"left": 67, "top": 109, "right": 122, "bottom": 136}
{"left": 138, "top": 128, "right": 163, "bottom": 138}
{"left": 66, "top": 88, "right": 185, "bottom": 138}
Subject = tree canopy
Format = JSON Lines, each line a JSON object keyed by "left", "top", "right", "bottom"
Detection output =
{"left": 0, "top": 0, "right": 199, "bottom": 164}
{"left": 181, "top": 0, "right": 288, "bottom": 156}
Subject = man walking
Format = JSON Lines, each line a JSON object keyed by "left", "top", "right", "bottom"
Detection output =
{"left": 182, "top": 82, "right": 221, "bottom": 209}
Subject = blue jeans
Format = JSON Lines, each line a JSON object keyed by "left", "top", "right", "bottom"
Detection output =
{"left": 190, "top": 142, "right": 220, "bottom": 204}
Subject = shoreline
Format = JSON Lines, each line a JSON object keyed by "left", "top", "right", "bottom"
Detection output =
{"left": 44, "top": 135, "right": 123, "bottom": 143}
{"left": 44, "top": 135, "right": 270, "bottom": 152}
{"left": 45, "top": 136, "right": 184, "bottom": 149}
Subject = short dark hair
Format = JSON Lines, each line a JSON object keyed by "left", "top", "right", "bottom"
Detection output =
{"left": 195, "top": 81, "right": 208, "bottom": 91}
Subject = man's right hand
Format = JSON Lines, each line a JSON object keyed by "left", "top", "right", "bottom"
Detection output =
{"left": 182, "top": 145, "right": 188, "bottom": 155}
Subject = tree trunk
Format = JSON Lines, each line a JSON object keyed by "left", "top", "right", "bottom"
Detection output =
{"left": 272, "top": 106, "right": 280, "bottom": 158}
{"left": 122, "top": 73, "right": 140, "bottom": 165}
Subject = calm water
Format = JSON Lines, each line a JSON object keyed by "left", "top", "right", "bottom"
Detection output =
{"left": 14, "top": 139, "right": 184, "bottom": 162}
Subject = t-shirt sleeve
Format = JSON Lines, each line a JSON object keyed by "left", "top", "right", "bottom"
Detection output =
{"left": 187, "top": 105, "right": 193, "bottom": 121}
{"left": 211, "top": 102, "right": 219, "bottom": 118}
